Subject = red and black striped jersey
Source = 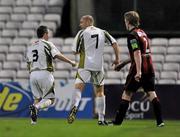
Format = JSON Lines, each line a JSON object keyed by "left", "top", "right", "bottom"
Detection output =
{"left": 127, "top": 27, "right": 155, "bottom": 75}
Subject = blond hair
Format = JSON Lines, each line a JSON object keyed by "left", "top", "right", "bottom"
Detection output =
{"left": 82, "top": 15, "right": 94, "bottom": 26}
{"left": 124, "top": 11, "right": 140, "bottom": 27}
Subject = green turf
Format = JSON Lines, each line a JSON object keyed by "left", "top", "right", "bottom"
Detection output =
{"left": 0, "top": 118, "right": 180, "bottom": 137}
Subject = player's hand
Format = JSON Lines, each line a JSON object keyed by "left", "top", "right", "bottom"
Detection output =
{"left": 114, "top": 61, "right": 126, "bottom": 71}
{"left": 112, "top": 59, "right": 120, "bottom": 67}
{"left": 114, "top": 58, "right": 131, "bottom": 71}
{"left": 134, "top": 72, "right": 141, "bottom": 82}
{"left": 71, "top": 61, "right": 77, "bottom": 67}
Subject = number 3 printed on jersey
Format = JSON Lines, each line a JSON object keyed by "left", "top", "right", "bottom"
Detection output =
{"left": 32, "top": 49, "right": 39, "bottom": 62}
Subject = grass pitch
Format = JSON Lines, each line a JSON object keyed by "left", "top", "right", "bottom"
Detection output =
{"left": 0, "top": 118, "right": 179, "bottom": 137}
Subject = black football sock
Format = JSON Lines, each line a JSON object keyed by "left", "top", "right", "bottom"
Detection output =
{"left": 152, "top": 97, "right": 163, "bottom": 125}
{"left": 114, "top": 99, "right": 129, "bottom": 125}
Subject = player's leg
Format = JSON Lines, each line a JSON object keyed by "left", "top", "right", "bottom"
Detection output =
{"left": 148, "top": 91, "right": 164, "bottom": 127}
{"left": 67, "top": 69, "right": 89, "bottom": 124}
{"left": 71, "top": 83, "right": 85, "bottom": 108}
{"left": 143, "top": 75, "right": 164, "bottom": 127}
{"left": 94, "top": 85, "right": 107, "bottom": 125}
{"left": 34, "top": 71, "right": 55, "bottom": 110}
{"left": 112, "top": 90, "right": 132, "bottom": 125}
{"left": 91, "top": 71, "right": 108, "bottom": 125}
{"left": 112, "top": 73, "right": 140, "bottom": 125}
{"left": 67, "top": 83, "right": 85, "bottom": 124}
{"left": 35, "top": 98, "right": 55, "bottom": 110}
{"left": 29, "top": 98, "right": 40, "bottom": 125}
{"left": 29, "top": 72, "right": 42, "bottom": 124}
{"left": 30, "top": 71, "right": 56, "bottom": 124}
{"left": 93, "top": 86, "right": 98, "bottom": 118}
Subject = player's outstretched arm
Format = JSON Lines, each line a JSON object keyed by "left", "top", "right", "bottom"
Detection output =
{"left": 114, "top": 58, "right": 131, "bottom": 71}
{"left": 112, "top": 42, "right": 120, "bottom": 66}
{"left": 54, "top": 54, "right": 77, "bottom": 67}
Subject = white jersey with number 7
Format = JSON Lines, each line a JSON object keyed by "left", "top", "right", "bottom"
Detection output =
{"left": 72, "top": 26, "right": 117, "bottom": 71}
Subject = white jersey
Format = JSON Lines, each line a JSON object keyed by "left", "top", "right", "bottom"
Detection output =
{"left": 26, "top": 39, "right": 60, "bottom": 72}
{"left": 72, "top": 26, "right": 116, "bottom": 71}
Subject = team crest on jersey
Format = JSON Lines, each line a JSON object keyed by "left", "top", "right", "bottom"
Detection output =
{"left": 130, "top": 39, "right": 138, "bottom": 49}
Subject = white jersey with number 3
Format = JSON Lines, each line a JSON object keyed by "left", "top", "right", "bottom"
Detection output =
{"left": 72, "top": 26, "right": 116, "bottom": 71}
{"left": 26, "top": 39, "right": 60, "bottom": 72}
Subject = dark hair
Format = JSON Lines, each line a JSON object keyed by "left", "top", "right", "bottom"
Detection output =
{"left": 37, "top": 25, "right": 48, "bottom": 38}
{"left": 124, "top": 11, "right": 140, "bottom": 27}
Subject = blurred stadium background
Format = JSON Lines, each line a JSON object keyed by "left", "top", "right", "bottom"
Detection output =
{"left": 0, "top": 0, "right": 180, "bottom": 136}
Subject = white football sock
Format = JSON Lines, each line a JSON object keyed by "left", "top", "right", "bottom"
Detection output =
{"left": 35, "top": 99, "right": 52, "bottom": 109}
{"left": 72, "top": 89, "right": 82, "bottom": 107}
{"left": 95, "top": 96, "right": 106, "bottom": 121}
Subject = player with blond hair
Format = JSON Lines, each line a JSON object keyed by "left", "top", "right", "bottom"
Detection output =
{"left": 67, "top": 15, "right": 120, "bottom": 125}
{"left": 110, "top": 11, "right": 164, "bottom": 127}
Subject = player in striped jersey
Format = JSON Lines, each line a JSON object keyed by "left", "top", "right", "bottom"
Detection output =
{"left": 67, "top": 15, "right": 120, "bottom": 125}
{"left": 27, "top": 25, "right": 76, "bottom": 124}
{"left": 110, "top": 11, "right": 164, "bottom": 127}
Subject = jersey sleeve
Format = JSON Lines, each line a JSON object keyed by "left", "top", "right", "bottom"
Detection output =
{"left": 49, "top": 42, "right": 61, "bottom": 57}
{"left": 129, "top": 34, "right": 140, "bottom": 52}
{"left": 104, "top": 31, "right": 117, "bottom": 45}
{"left": 72, "top": 30, "right": 83, "bottom": 52}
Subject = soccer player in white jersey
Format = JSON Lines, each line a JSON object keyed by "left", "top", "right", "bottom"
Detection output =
{"left": 26, "top": 25, "right": 76, "bottom": 124}
{"left": 67, "top": 15, "right": 120, "bottom": 125}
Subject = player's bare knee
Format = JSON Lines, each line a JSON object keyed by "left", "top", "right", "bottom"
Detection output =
{"left": 50, "top": 98, "right": 55, "bottom": 104}
{"left": 75, "top": 83, "right": 85, "bottom": 92}
{"left": 96, "top": 91, "right": 104, "bottom": 97}
{"left": 34, "top": 98, "right": 41, "bottom": 104}
{"left": 122, "top": 90, "right": 132, "bottom": 101}
{"left": 95, "top": 85, "right": 104, "bottom": 97}
{"left": 147, "top": 91, "right": 157, "bottom": 101}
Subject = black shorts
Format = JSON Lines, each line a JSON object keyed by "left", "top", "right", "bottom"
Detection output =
{"left": 124, "top": 73, "right": 155, "bottom": 93}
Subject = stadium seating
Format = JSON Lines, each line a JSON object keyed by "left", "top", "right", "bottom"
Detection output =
{"left": 30, "top": 7, "right": 45, "bottom": 14}
{"left": 154, "top": 63, "right": 163, "bottom": 72}
{"left": 0, "top": 6, "right": 12, "bottom": 14}
{"left": 1, "top": 35, "right": 180, "bottom": 84}
{"left": 0, "top": 45, "right": 8, "bottom": 53}
{"left": 161, "top": 71, "right": 177, "bottom": 80}
{"left": 0, "top": 0, "right": 15, "bottom": 6}
{"left": 168, "top": 38, "right": 180, "bottom": 46}
{"left": 9, "top": 45, "right": 26, "bottom": 53}
{"left": 53, "top": 70, "right": 69, "bottom": 79}
{"left": 106, "top": 71, "right": 124, "bottom": 79}
{"left": 0, "top": 0, "right": 179, "bottom": 85}
{"left": 0, "top": 54, "right": 6, "bottom": 62}
{"left": 16, "top": 0, "right": 31, "bottom": 6}
{"left": 158, "top": 79, "right": 176, "bottom": 84}
{"left": 163, "top": 63, "right": 179, "bottom": 72}
{"left": 13, "top": 6, "right": 29, "bottom": 14}
{"left": 151, "top": 46, "right": 166, "bottom": 55}
{"left": 3, "top": 62, "right": 19, "bottom": 70}
{"left": 0, "top": 70, "right": 16, "bottom": 80}
{"left": 117, "top": 38, "right": 127, "bottom": 46}
{"left": 151, "top": 38, "right": 168, "bottom": 47}
{"left": 167, "top": 47, "right": 180, "bottom": 54}
{"left": 32, "top": 0, "right": 48, "bottom": 6}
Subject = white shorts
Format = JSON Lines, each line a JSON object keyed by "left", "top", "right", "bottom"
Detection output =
{"left": 30, "top": 70, "right": 55, "bottom": 99}
{"left": 75, "top": 69, "right": 104, "bottom": 86}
